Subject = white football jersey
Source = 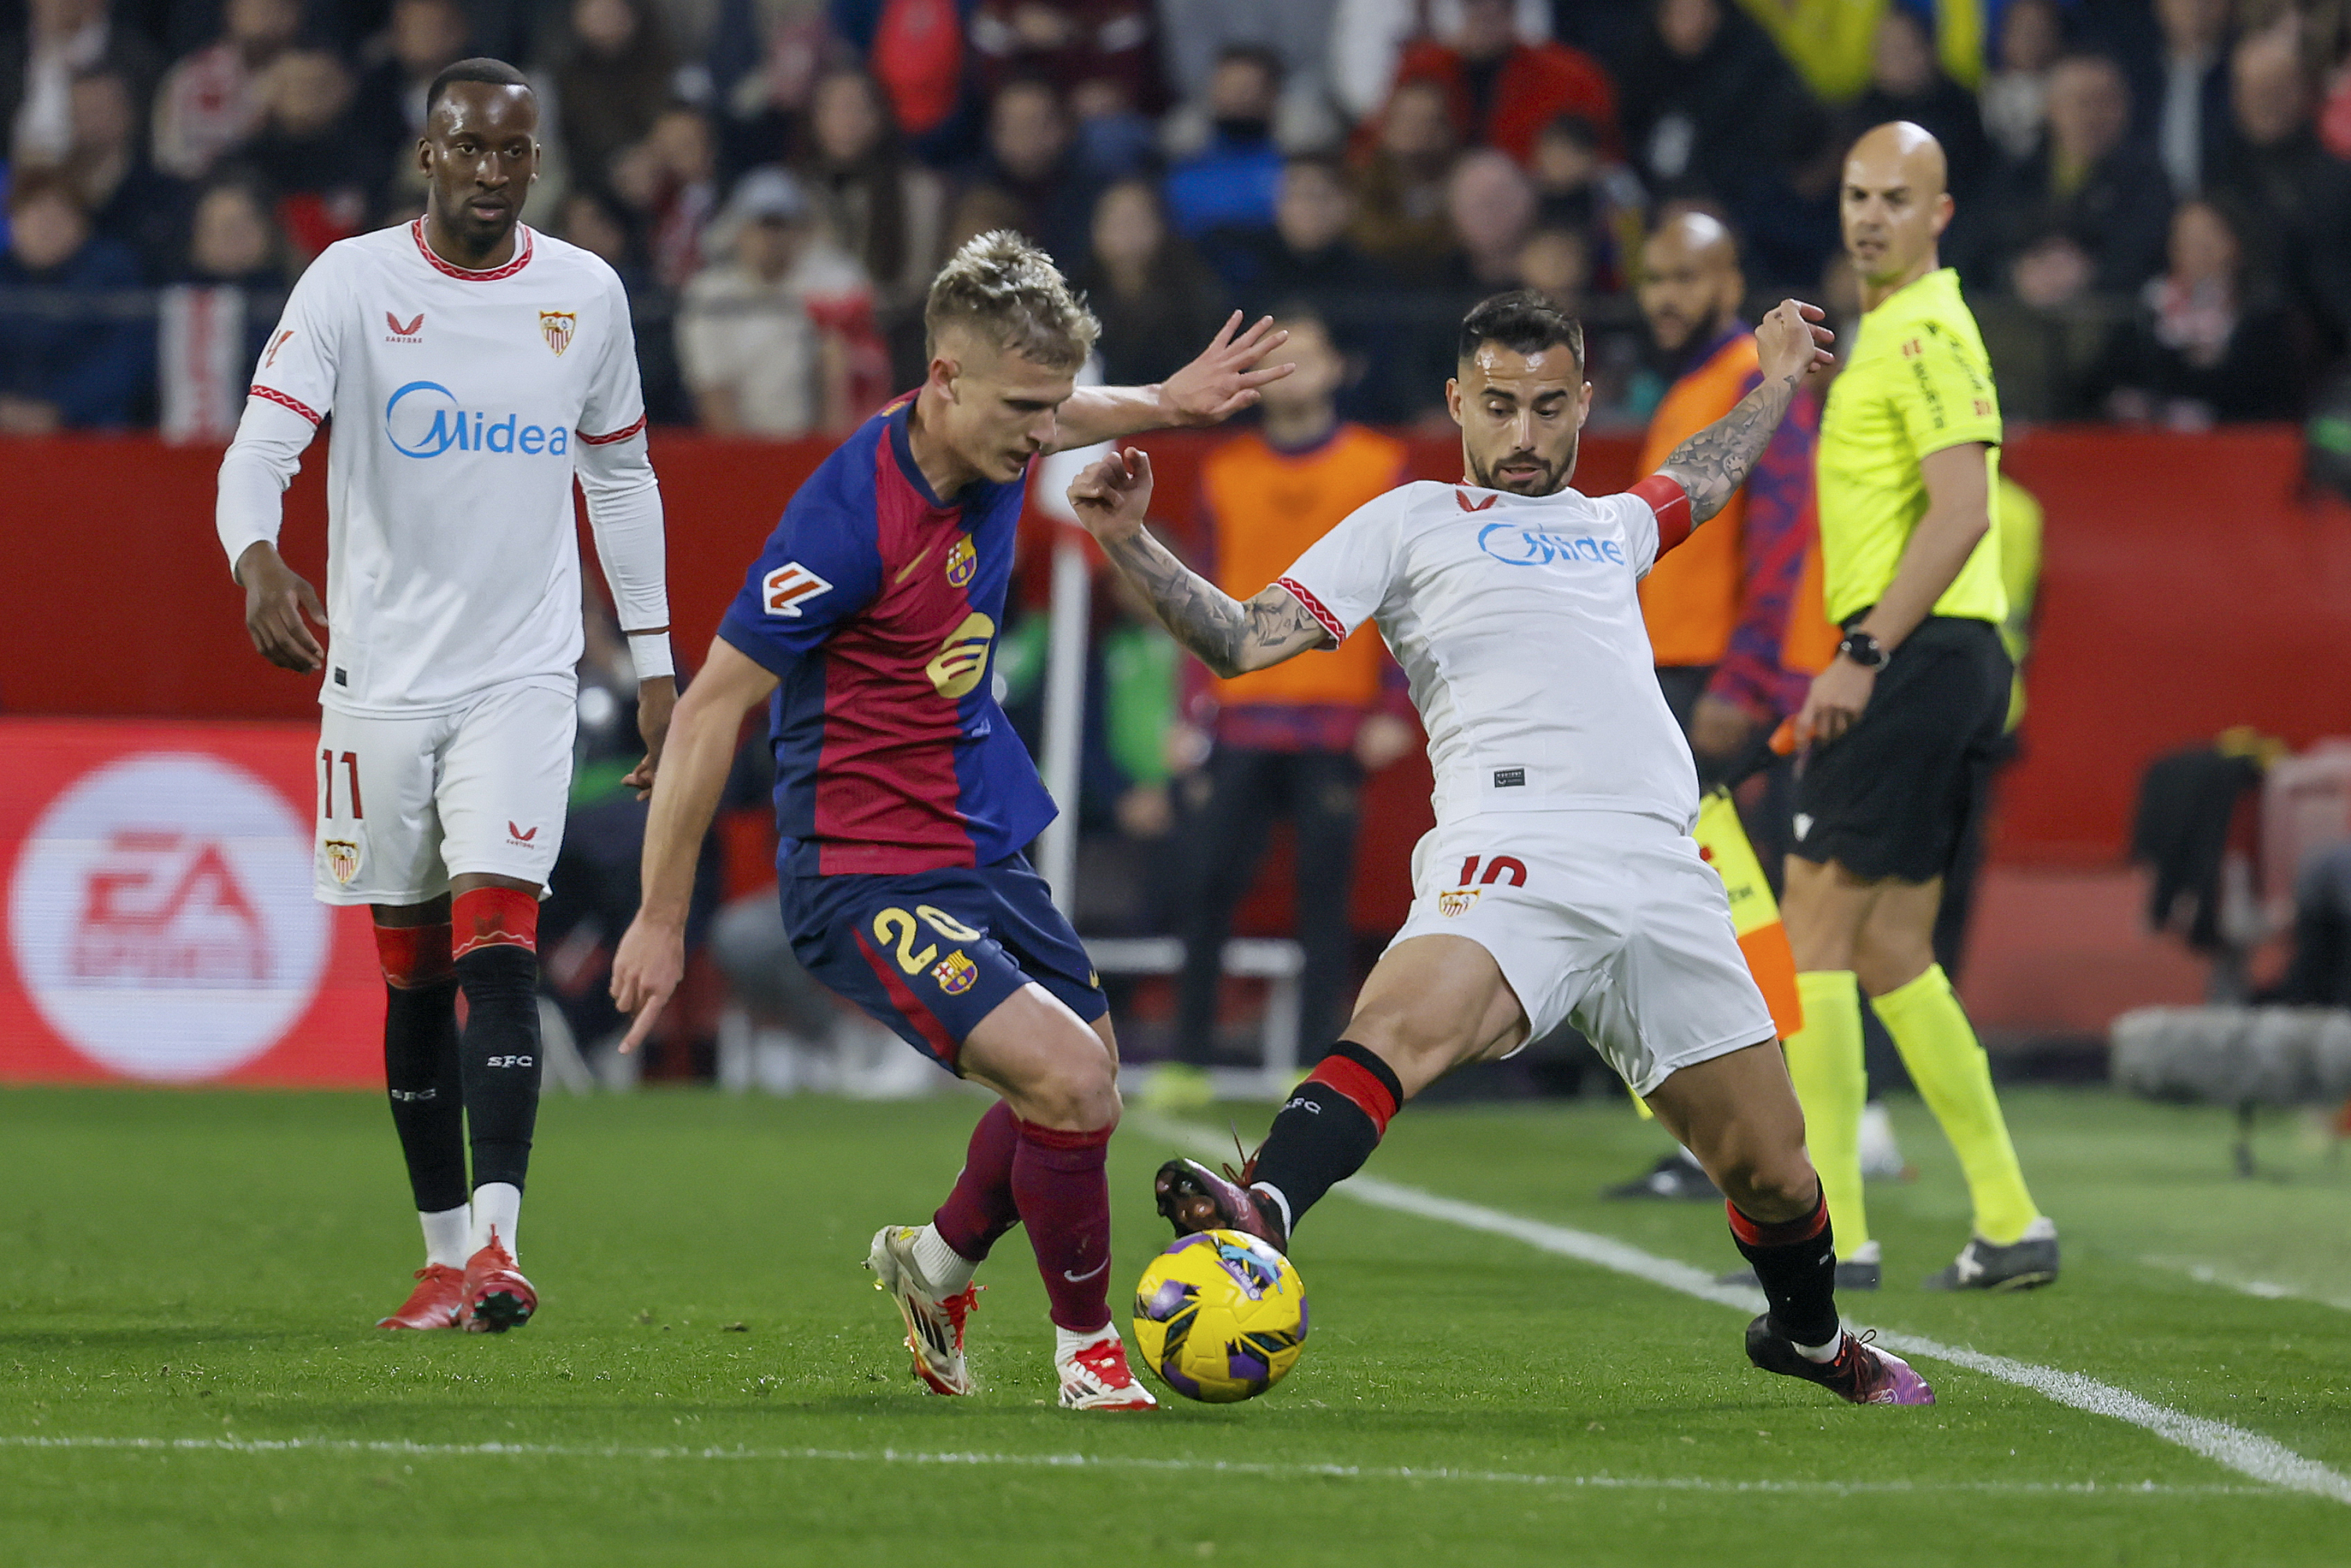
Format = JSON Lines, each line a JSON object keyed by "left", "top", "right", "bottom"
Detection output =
{"left": 1279, "top": 479, "right": 1699, "bottom": 829}
{"left": 239, "top": 220, "right": 648, "bottom": 715}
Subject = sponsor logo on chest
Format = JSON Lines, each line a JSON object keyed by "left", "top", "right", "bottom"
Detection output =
{"left": 1475, "top": 521, "right": 1626, "bottom": 569}
{"left": 384, "top": 381, "right": 569, "bottom": 459}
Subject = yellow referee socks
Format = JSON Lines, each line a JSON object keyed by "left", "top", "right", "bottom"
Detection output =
{"left": 1870, "top": 964, "right": 2041, "bottom": 1247}
{"left": 1783, "top": 970, "right": 1869, "bottom": 1256}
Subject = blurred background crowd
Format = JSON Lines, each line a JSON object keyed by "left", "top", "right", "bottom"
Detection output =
{"left": 5, "top": 0, "right": 2350, "bottom": 438}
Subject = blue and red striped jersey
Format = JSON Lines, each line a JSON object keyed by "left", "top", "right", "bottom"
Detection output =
{"left": 717, "top": 397, "right": 1055, "bottom": 877}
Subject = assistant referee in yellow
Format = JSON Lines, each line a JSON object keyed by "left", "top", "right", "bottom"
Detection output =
{"left": 1779, "top": 121, "right": 2055, "bottom": 1293}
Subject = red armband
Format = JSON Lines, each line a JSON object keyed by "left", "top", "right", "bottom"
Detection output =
{"left": 1627, "top": 474, "right": 1693, "bottom": 558}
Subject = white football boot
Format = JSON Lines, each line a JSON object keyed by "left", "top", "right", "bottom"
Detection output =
{"left": 865, "top": 1225, "right": 981, "bottom": 1396}
{"left": 1055, "top": 1328, "right": 1158, "bottom": 1411}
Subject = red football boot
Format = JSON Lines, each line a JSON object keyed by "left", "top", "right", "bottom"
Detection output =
{"left": 459, "top": 1232, "right": 537, "bottom": 1334}
{"left": 377, "top": 1263, "right": 466, "bottom": 1330}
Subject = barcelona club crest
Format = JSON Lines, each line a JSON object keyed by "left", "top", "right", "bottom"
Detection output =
{"left": 324, "top": 837, "right": 364, "bottom": 886}
{"left": 931, "top": 949, "right": 978, "bottom": 995}
{"left": 539, "top": 310, "right": 576, "bottom": 357}
{"left": 1436, "top": 887, "right": 1480, "bottom": 918}
{"left": 945, "top": 535, "right": 977, "bottom": 588}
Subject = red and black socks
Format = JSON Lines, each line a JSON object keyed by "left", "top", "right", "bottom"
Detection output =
{"left": 1728, "top": 1185, "right": 1841, "bottom": 1352}
{"left": 1246, "top": 1041, "right": 1406, "bottom": 1236}
{"left": 1010, "top": 1117, "right": 1115, "bottom": 1334}
{"left": 452, "top": 887, "right": 542, "bottom": 1253}
{"left": 376, "top": 919, "right": 467, "bottom": 1243}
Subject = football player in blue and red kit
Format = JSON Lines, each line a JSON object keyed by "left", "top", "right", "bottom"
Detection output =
{"left": 609, "top": 231, "right": 1291, "bottom": 1410}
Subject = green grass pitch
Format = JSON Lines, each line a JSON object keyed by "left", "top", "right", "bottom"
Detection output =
{"left": 2, "top": 1084, "right": 2347, "bottom": 1566}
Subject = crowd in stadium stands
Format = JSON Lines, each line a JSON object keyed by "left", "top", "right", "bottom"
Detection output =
{"left": 4, "top": 0, "right": 2348, "bottom": 435}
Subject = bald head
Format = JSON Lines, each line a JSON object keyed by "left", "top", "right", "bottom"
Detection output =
{"left": 1847, "top": 121, "right": 1948, "bottom": 198}
{"left": 1638, "top": 210, "right": 1744, "bottom": 354}
{"left": 1840, "top": 121, "right": 1954, "bottom": 297}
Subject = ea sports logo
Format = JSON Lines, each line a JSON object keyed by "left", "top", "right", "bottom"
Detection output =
{"left": 7, "top": 753, "right": 328, "bottom": 1081}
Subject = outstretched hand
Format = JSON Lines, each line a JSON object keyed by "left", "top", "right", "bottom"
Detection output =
{"left": 1157, "top": 312, "right": 1293, "bottom": 426}
{"left": 1065, "top": 446, "right": 1155, "bottom": 543}
{"left": 1754, "top": 299, "right": 1836, "bottom": 385}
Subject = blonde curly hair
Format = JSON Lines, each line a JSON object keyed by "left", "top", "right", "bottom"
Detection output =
{"left": 923, "top": 230, "right": 1101, "bottom": 371}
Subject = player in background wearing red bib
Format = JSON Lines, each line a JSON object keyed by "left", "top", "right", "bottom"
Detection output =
{"left": 611, "top": 233, "right": 1290, "bottom": 1409}
{"left": 217, "top": 60, "right": 673, "bottom": 1334}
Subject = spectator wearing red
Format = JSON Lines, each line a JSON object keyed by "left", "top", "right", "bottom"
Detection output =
{"left": 967, "top": 2, "right": 1166, "bottom": 114}
{"left": 1387, "top": 0, "right": 1618, "bottom": 165}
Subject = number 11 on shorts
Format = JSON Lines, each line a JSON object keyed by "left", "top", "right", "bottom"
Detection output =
{"left": 320, "top": 749, "right": 364, "bottom": 819}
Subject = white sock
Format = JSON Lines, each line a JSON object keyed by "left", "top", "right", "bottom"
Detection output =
{"left": 912, "top": 1223, "right": 978, "bottom": 1294}
{"left": 1845, "top": 1240, "right": 1883, "bottom": 1265}
{"left": 419, "top": 1205, "right": 470, "bottom": 1270}
{"left": 470, "top": 1182, "right": 521, "bottom": 1259}
{"left": 1250, "top": 1181, "right": 1293, "bottom": 1235}
{"left": 1054, "top": 1322, "right": 1118, "bottom": 1362}
{"left": 1794, "top": 1334, "right": 1844, "bottom": 1363}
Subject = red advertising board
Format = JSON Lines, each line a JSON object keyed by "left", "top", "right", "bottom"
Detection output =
{"left": 1, "top": 718, "right": 383, "bottom": 1085}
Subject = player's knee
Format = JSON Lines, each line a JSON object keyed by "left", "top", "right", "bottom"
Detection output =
{"left": 1026, "top": 1042, "right": 1121, "bottom": 1132}
{"left": 1718, "top": 1143, "right": 1819, "bottom": 1222}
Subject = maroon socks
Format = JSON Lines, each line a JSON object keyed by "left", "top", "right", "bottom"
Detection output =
{"left": 1010, "top": 1117, "right": 1115, "bottom": 1334}
{"left": 931, "top": 1100, "right": 1023, "bottom": 1262}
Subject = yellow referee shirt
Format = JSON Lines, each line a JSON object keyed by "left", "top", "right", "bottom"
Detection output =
{"left": 1816, "top": 267, "right": 2008, "bottom": 626}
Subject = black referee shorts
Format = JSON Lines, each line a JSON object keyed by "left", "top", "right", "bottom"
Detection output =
{"left": 1790, "top": 615, "right": 2012, "bottom": 884}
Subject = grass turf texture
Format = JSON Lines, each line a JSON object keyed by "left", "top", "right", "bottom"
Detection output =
{"left": 2, "top": 1086, "right": 2346, "bottom": 1566}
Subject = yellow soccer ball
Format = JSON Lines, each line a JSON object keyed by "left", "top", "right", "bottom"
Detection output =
{"left": 1130, "top": 1229, "right": 1308, "bottom": 1403}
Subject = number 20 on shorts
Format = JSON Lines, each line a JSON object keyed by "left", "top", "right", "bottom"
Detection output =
{"left": 872, "top": 905, "right": 985, "bottom": 974}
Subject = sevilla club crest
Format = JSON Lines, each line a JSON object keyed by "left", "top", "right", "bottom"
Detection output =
{"left": 324, "top": 837, "right": 364, "bottom": 886}
{"left": 539, "top": 310, "right": 577, "bottom": 356}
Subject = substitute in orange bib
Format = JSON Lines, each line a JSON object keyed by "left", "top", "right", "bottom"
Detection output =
{"left": 1634, "top": 212, "right": 1820, "bottom": 771}
{"left": 1164, "top": 307, "right": 1417, "bottom": 1091}
{"left": 1605, "top": 211, "right": 1822, "bottom": 1204}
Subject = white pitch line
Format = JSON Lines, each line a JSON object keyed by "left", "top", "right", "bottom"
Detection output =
{"left": 0, "top": 1435, "right": 2273, "bottom": 1498}
{"left": 1137, "top": 1115, "right": 2351, "bottom": 1508}
{"left": 2141, "top": 1256, "right": 2351, "bottom": 1315}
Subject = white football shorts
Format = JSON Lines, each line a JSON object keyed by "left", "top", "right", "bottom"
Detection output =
{"left": 1388, "top": 811, "right": 1777, "bottom": 1096}
{"left": 311, "top": 679, "right": 576, "bottom": 906}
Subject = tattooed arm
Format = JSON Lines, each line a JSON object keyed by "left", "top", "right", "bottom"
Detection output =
{"left": 1065, "top": 448, "right": 1331, "bottom": 677}
{"left": 1657, "top": 298, "right": 1836, "bottom": 524}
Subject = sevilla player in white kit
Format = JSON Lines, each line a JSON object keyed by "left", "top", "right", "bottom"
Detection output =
{"left": 214, "top": 60, "right": 673, "bottom": 1333}
{"left": 1071, "top": 291, "right": 1935, "bottom": 1406}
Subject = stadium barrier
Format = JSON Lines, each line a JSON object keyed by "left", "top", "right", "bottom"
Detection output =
{"left": 5, "top": 424, "right": 2348, "bottom": 1056}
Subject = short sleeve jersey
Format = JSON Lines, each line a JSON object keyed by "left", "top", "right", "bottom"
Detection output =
{"left": 248, "top": 220, "right": 648, "bottom": 713}
{"left": 717, "top": 398, "right": 1054, "bottom": 877}
{"left": 1816, "top": 267, "right": 2007, "bottom": 626}
{"left": 1278, "top": 480, "right": 1699, "bottom": 829}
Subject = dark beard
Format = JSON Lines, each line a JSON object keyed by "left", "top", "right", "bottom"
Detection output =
{"left": 1467, "top": 437, "right": 1578, "bottom": 495}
